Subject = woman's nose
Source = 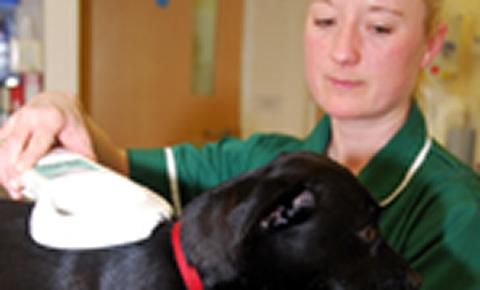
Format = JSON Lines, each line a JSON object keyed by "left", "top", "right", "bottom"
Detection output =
{"left": 330, "top": 24, "right": 361, "bottom": 66}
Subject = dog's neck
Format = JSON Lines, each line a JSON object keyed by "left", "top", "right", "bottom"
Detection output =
{"left": 171, "top": 222, "right": 204, "bottom": 290}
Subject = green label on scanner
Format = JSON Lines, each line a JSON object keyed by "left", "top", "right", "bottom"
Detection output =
{"left": 35, "top": 159, "right": 99, "bottom": 180}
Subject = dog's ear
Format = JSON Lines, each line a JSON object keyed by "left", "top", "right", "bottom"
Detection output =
{"left": 259, "top": 189, "right": 315, "bottom": 231}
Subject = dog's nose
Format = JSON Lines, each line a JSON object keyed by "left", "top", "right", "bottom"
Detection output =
{"left": 406, "top": 270, "right": 422, "bottom": 289}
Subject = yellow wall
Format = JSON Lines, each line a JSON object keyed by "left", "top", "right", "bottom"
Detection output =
{"left": 420, "top": 0, "right": 480, "bottom": 169}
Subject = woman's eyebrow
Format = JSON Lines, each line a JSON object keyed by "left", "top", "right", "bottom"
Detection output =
{"left": 314, "top": 0, "right": 333, "bottom": 5}
{"left": 368, "top": 5, "right": 404, "bottom": 17}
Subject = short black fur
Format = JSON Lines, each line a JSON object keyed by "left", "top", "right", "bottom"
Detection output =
{"left": 0, "top": 152, "right": 420, "bottom": 290}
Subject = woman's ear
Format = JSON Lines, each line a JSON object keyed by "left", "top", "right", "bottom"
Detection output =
{"left": 421, "top": 23, "right": 448, "bottom": 68}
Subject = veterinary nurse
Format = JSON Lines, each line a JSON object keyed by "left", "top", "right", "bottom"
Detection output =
{"left": 0, "top": 0, "right": 479, "bottom": 289}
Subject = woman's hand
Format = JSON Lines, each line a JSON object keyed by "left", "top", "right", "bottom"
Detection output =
{"left": 0, "top": 92, "right": 95, "bottom": 199}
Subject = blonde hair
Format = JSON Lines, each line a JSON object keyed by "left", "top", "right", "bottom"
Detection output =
{"left": 424, "top": 0, "right": 444, "bottom": 39}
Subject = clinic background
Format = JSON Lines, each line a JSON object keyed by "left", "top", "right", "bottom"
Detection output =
{"left": 0, "top": 0, "right": 479, "bottom": 172}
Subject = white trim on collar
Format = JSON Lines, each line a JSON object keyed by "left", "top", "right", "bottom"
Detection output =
{"left": 379, "top": 137, "right": 432, "bottom": 207}
{"left": 166, "top": 147, "right": 182, "bottom": 215}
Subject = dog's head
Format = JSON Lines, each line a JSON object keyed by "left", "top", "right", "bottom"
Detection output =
{"left": 180, "top": 152, "right": 420, "bottom": 290}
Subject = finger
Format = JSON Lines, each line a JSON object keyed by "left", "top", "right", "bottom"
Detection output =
{"left": 0, "top": 165, "right": 24, "bottom": 200}
{"left": 0, "top": 113, "right": 30, "bottom": 199}
{"left": 0, "top": 109, "right": 28, "bottom": 145}
{"left": 7, "top": 181, "right": 23, "bottom": 200}
{"left": 18, "top": 129, "right": 57, "bottom": 172}
{"left": 0, "top": 112, "right": 17, "bottom": 138}
{"left": 5, "top": 122, "right": 31, "bottom": 166}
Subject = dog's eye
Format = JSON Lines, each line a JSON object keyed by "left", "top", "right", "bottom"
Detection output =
{"left": 357, "top": 226, "right": 378, "bottom": 243}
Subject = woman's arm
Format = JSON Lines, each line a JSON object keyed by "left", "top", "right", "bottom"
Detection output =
{"left": 85, "top": 115, "right": 128, "bottom": 176}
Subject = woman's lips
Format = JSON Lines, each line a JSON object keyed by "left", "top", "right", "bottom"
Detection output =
{"left": 327, "top": 76, "right": 365, "bottom": 89}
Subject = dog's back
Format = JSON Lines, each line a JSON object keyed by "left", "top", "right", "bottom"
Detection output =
{"left": 0, "top": 201, "right": 184, "bottom": 290}
{"left": 0, "top": 152, "right": 421, "bottom": 290}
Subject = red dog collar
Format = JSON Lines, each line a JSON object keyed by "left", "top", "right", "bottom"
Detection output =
{"left": 171, "top": 222, "right": 204, "bottom": 290}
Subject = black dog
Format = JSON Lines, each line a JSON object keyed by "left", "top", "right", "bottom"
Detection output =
{"left": 0, "top": 152, "right": 420, "bottom": 290}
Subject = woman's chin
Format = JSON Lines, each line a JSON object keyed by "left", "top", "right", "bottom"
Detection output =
{"left": 320, "top": 103, "right": 369, "bottom": 120}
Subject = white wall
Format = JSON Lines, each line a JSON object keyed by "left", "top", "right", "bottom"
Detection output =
{"left": 241, "top": 0, "right": 315, "bottom": 138}
{"left": 43, "top": 0, "right": 79, "bottom": 94}
{"left": 420, "top": 0, "right": 480, "bottom": 168}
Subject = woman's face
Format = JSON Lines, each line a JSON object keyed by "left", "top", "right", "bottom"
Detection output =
{"left": 304, "top": 0, "right": 433, "bottom": 120}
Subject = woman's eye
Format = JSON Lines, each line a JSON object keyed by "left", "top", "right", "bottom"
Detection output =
{"left": 313, "top": 18, "right": 336, "bottom": 28}
{"left": 370, "top": 25, "right": 393, "bottom": 35}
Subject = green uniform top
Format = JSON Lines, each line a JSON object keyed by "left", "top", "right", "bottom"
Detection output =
{"left": 128, "top": 103, "right": 480, "bottom": 290}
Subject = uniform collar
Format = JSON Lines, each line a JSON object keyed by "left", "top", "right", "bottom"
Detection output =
{"left": 304, "top": 102, "right": 427, "bottom": 204}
